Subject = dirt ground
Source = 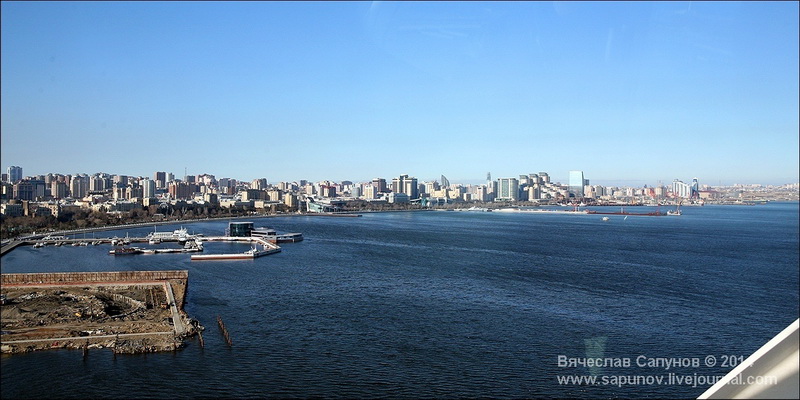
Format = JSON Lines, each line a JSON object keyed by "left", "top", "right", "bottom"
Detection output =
{"left": 1, "top": 283, "right": 201, "bottom": 354}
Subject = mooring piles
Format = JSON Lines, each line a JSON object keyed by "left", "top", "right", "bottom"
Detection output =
{"left": 217, "top": 316, "right": 232, "bottom": 347}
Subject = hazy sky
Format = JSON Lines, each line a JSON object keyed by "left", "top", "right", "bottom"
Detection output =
{"left": 2, "top": 1, "right": 798, "bottom": 186}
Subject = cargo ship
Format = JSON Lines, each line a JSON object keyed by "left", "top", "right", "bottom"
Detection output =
{"left": 585, "top": 207, "right": 665, "bottom": 216}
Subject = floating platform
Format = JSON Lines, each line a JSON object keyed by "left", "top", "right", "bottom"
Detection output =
{"left": 190, "top": 247, "right": 280, "bottom": 261}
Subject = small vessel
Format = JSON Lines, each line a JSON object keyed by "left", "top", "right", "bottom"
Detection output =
{"left": 149, "top": 237, "right": 162, "bottom": 245}
{"left": 33, "top": 242, "right": 45, "bottom": 248}
{"left": 667, "top": 202, "right": 682, "bottom": 216}
{"left": 79, "top": 242, "right": 89, "bottom": 246}
{"left": 602, "top": 217, "right": 610, "bottom": 221}
{"left": 109, "top": 246, "right": 142, "bottom": 256}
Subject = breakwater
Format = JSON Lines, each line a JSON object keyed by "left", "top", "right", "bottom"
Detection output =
{"left": 1, "top": 270, "right": 188, "bottom": 286}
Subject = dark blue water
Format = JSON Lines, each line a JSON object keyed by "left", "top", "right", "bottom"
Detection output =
{"left": 2, "top": 203, "right": 798, "bottom": 398}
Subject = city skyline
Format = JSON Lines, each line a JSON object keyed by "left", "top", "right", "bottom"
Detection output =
{"left": 4, "top": 163, "right": 795, "bottom": 191}
{"left": 2, "top": 2, "right": 798, "bottom": 185}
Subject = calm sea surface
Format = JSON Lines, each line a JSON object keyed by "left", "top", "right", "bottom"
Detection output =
{"left": 2, "top": 203, "right": 798, "bottom": 398}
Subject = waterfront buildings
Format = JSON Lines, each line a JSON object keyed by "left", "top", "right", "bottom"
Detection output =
{"left": 2, "top": 163, "right": 796, "bottom": 224}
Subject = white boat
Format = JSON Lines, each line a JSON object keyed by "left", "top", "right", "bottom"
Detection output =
{"left": 148, "top": 237, "right": 162, "bottom": 245}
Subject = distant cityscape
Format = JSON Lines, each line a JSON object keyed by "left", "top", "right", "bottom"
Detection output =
{"left": 2, "top": 165, "right": 798, "bottom": 222}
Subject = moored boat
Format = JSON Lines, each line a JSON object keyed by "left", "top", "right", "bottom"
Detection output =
{"left": 109, "top": 246, "right": 142, "bottom": 255}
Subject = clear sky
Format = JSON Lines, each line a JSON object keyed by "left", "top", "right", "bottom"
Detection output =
{"left": 2, "top": 1, "right": 798, "bottom": 186}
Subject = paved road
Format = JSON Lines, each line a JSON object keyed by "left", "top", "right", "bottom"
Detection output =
{"left": 163, "top": 282, "right": 185, "bottom": 336}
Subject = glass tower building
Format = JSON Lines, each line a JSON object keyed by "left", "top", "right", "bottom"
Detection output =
{"left": 569, "top": 170, "right": 585, "bottom": 198}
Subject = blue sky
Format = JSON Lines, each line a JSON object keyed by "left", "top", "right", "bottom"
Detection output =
{"left": 2, "top": 1, "right": 798, "bottom": 186}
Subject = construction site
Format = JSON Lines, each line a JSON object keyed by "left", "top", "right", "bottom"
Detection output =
{"left": 0, "top": 270, "right": 203, "bottom": 354}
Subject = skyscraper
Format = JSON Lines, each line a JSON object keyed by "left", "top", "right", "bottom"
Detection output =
{"left": 372, "top": 178, "right": 387, "bottom": 193}
{"left": 69, "top": 175, "right": 87, "bottom": 198}
{"left": 392, "top": 174, "right": 419, "bottom": 199}
{"left": 7, "top": 166, "right": 22, "bottom": 183}
{"left": 51, "top": 181, "right": 67, "bottom": 199}
{"left": 143, "top": 178, "right": 156, "bottom": 198}
{"left": 154, "top": 171, "right": 166, "bottom": 188}
{"left": 497, "top": 178, "right": 519, "bottom": 201}
{"left": 569, "top": 170, "right": 585, "bottom": 198}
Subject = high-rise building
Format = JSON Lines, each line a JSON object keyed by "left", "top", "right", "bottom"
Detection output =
{"left": 71, "top": 176, "right": 88, "bottom": 198}
{"left": 251, "top": 178, "right": 268, "bottom": 190}
{"left": 13, "top": 180, "right": 35, "bottom": 201}
{"left": 143, "top": 178, "right": 156, "bottom": 198}
{"left": 51, "top": 181, "right": 68, "bottom": 199}
{"left": 441, "top": 175, "right": 450, "bottom": 188}
{"left": 569, "top": 170, "right": 585, "bottom": 198}
{"left": 89, "top": 175, "right": 105, "bottom": 192}
{"left": 363, "top": 185, "right": 376, "bottom": 199}
{"left": 7, "top": 166, "right": 22, "bottom": 183}
{"left": 391, "top": 174, "right": 419, "bottom": 199}
{"left": 154, "top": 171, "right": 166, "bottom": 188}
{"left": 424, "top": 181, "right": 439, "bottom": 195}
{"left": 672, "top": 179, "right": 692, "bottom": 198}
{"left": 497, "top": 178, "right": 519, "bottom": 201}
{"left": 372, "top": 178, "right": 387, "bottom": 193}
{"left": 403, "top": 177, "right": 419, "bottom": 199}
{"left": 475, "top": 185, "right": 488, "bottom": 202}
{"left": 168, "top": 182, "right": 192, "bottom": 199}
{"left": 538, "top": 172, "right": 550, "bottom": 183}
{"left": 350, "top": 185, "right": 362, "bottom": 198}
{"left": 113, "top": 175, "right": 128, "bottom": 187}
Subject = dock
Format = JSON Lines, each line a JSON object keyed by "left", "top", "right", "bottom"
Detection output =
{"left": 190, "top": 236, "right": 281, "bottom": 260}
{"left": 4, "top": 233, "right": 288, "bottom": 261}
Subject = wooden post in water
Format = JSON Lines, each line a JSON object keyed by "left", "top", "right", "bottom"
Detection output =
{"left": 217, "top": 315, "right": 232, "bottom": 347}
